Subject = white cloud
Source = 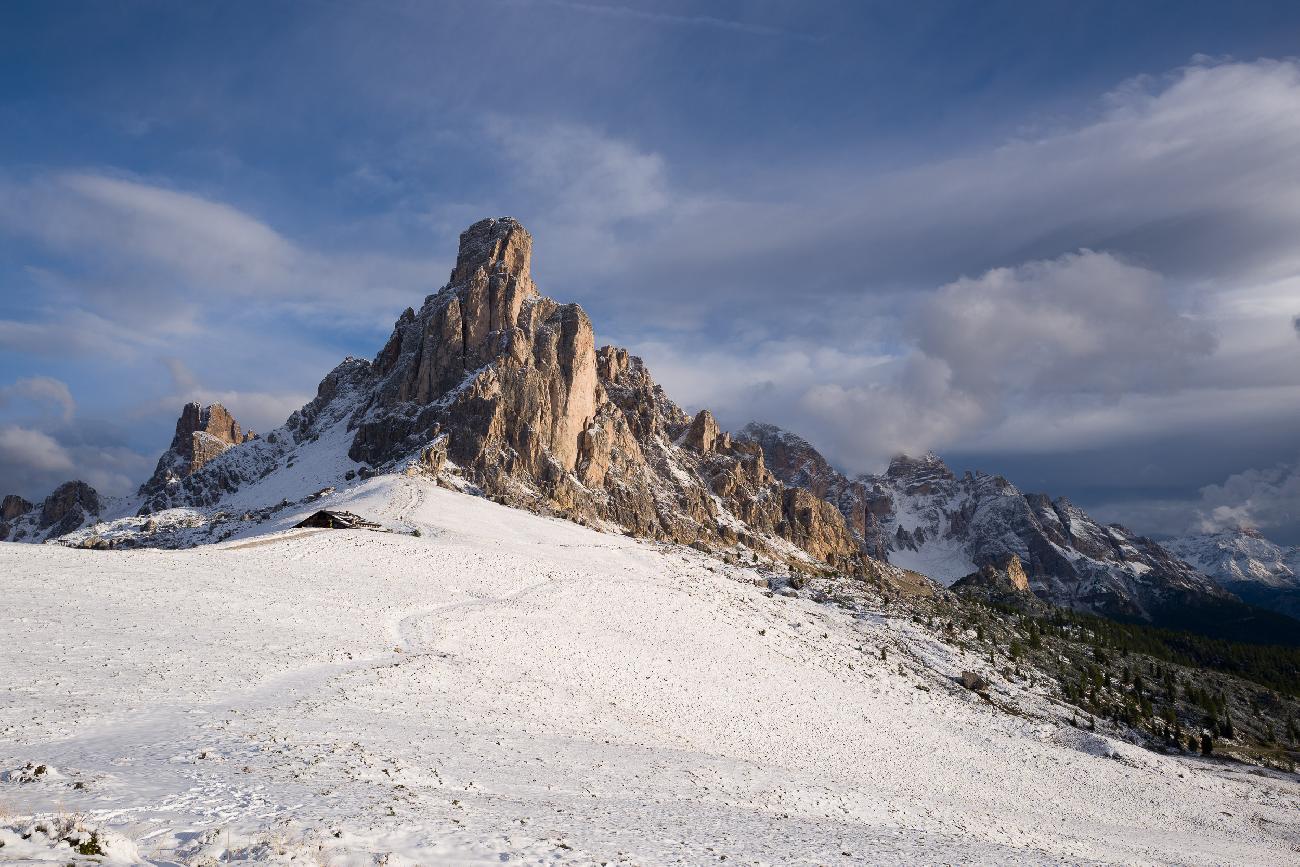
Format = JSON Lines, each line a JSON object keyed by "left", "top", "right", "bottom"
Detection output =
{"left": 0, "top": 171, "right": 439, "bottom": 358}
{"left": 0, "top": 425, "right": 74, "bottom": 474}
{"left": 627, "top": 248, "right": 1219, "bottom": 474}
{"left": 565, "top": 58, "right": 1300, "bottom": 485}
{"left": 1193, "top": 461, "right": 1300, "bottom": 534}
{"left": 1096, "top": 457, "right": 1300, "bottom": 541}
{"left": 0, "top": 424, "right": 161, "bottom": 501}
{"left": 911, "top": 250, "right": 1215, "bottom": 400}
{"left": 531, "top": 1, "right": 822, "bottom": 42}
{"left": 0, "top": 376, "right": 76, "bottom": 422}
{"left": 52, "top": 173, "right": 300, "bottom": 287}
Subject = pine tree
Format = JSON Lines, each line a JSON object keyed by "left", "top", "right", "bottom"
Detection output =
{"left": 1200, "top": 733, "right": 1213, "bottom": 756}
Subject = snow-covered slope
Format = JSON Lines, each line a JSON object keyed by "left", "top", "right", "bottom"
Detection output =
{"left": 1166, "top": 528, "right": 1300, "bottom": 619}
{"left": 3, "top": 476, "right": 1298, "bottom": 865}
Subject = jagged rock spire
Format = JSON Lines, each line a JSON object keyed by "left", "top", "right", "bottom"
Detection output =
{"left": 450, "top": 216, "right": 534, "bottom": 289}
{"left": 1, "top": 494, "right": 32, "bottom": 521}
{"left": 348, "top": 218, "right": 875, "bottom": 576}
{"left": 139, "top": 402, "right": 255, "bottom": 498}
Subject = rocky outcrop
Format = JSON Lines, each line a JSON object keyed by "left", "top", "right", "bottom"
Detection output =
{"left": 38, "top": 481, "right": 100, "bottom": 538}
{"left": 954, "top": 554, "right": 1030, "bottom": 594}
{"left": 685, "top": 410, "right": 728, "bottom": 453}
{"left": 340, "top": 218, "right": 877, "bottom": 575}
{"left": 138, "top": 402, "right": 256, "bottom": 505}
{"left": 737, "top": 423, "right": 890, "bottom": 555}
{"left": 2, "top": 494, "right": 31, "bottom": 521}
{"left": 0, "top": 494, "right": 34, "bottom": 541}
{"left": 951, "top": 554, "right": 1049, "bottom": 613}
{"left": 79, "top": 218, "right": 892, "bottom": 577}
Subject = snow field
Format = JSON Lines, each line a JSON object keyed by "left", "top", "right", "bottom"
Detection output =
{"left": 2, "top": 477, "right": 1299, "bottom": 864}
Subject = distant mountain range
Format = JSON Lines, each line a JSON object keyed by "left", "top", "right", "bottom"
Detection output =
{"left": 1165, "top": 528, "right": 1300, "bottom": 620}
{"left": 738, "top": 423, "right": 1300, "bottom": 644}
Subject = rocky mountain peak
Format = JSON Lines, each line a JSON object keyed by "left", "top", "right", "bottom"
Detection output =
{"left": 340, "top": 219, "right": 887, "bottom": 576}
{"left": 1165, "top": 529, "right": 1300, "bottom": 619}
{"left": 38, "top": 480, "right": 100, "bottom": 535}
{"left": 2, "top": 494, "right": 32, "bottom": 521}
{"left": 138, "top": 401, "right": 256, "bottom": 500}
{"left": 0, "top": 481, "right": 99, "bottom": 543}
{"left": 885, "top": 451, "right": 954, "bottom": 482}
{"left": 0, "top": 493, "right": 36, "bottom": 542}
{"left": 450, "top": 216, "right": 535, "bottom": 291}
{"left": 953, "top": 553, "right": 1031, "bottom": 593}
{"left": 21, "top": 219, "right": 904, "bottom": 584}
{"left": 745, "top": 419, "right": 1261, "bottom": 632}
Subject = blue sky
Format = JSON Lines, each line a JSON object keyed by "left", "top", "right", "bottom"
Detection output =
{"left": 3, "top": 0, "right": 1300, "bottom": 542}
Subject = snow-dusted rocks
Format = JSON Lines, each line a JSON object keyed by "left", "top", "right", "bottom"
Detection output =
{"left": 0, "top": 494, "right": 32, "bottom": 541}
{"left": 1, "top": 493, "right": 31, "bottom": 521}
{"left": 739, "top": 423, "right": 1290, "bottom": 635}
{"left": 341, "top": 218, "right": 881, "bottom": 574}
{"left": 0, "top": 481, "right": 101, "bottom": 543}
{"left": 138, "top": 401, "right": 257, "bottom": 509}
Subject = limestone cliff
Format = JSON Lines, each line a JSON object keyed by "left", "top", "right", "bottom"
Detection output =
{"left": 138, "top": 402, "right": 256, "bottom": 509}
{"left": 345, "top": 218, "right": 872, "bottom": 574}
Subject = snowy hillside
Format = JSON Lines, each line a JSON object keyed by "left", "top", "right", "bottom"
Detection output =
{"left": 3, "top": 477, "right": 1299, "bottom": 865}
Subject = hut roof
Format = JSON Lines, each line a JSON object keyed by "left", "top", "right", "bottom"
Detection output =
{"left": 294, "top": 509, "right": 383, "bottom": 531}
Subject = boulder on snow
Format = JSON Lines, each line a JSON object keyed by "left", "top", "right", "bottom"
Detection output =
{"left": 960, "top": 671, "right": 990, "bottom": 693}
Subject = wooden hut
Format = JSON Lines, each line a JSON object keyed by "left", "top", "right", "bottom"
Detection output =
{"left": 294, "top": 509, "right": 382, "bottom": 531}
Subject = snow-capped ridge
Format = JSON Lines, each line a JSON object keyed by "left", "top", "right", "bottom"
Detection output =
{"left": 740, "top": 421, "right": 1248, "bottom": 629}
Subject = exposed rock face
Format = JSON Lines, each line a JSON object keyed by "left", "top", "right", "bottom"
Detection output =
{"left": 2, "top": 494, "right": 32, "bottom": 522}
{"left": 954, "top": 554, "right": 1030, "bottom": 594}
{"left": 685, "top": 410, "right": 728, "bottom": 453}
{"left": 139, "top": 402, "right": 256, "bottom": 507}
{"left": 38, "top": 481, "right": 100, "bottom": 538}
{"left": 737, "top": 423, "right": 887, "bottom": 553}
{"left": 116, "top": 218, "right": 884, "bottom": 577}
{"left": 739, "top": 422, "right": 1268, "bottom": 631}
{"left": 950, "top": 554, "right": 1050, "bottom": 613}
{"left": 0, "top": 494, "right": 35, "bottom": 541}
{"left": 1004, "top": 553, "right": 1029, "bottom": 591}
{"left": 343, "top": 218, "right": 874, "bottom": 574}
